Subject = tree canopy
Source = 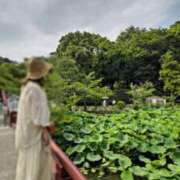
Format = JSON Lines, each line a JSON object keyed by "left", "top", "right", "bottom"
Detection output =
{"left": 0, "top": 21, "right": 179, "bottom": 105}
{"left": 160, "top": 51, "right": 180, "bottom": 96}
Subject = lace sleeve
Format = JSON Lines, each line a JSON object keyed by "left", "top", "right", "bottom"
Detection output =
{"left": 28, "top": 86, "right": 50, "bottom": 127}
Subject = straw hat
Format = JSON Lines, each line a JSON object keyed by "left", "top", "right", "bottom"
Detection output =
{"left": 25, "top": 57, "right": 53, "bottom": 80}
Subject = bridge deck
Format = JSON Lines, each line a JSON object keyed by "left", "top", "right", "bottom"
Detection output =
{"left": 0, "top": 127, "right": 16, "bottom": 180}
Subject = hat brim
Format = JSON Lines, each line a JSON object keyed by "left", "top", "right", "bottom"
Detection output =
{"left": 25, "top": 62, "right": 53, "bottom": 80}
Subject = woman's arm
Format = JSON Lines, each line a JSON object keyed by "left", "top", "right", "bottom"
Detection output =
{"left": 42, "top": 122, "right": 55, "bottom": 145}
{"left": 42, "top": 127, "right": 50, "bottom": 145}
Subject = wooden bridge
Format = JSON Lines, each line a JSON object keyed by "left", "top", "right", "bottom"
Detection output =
{"left": 0, "top": 126, "right": 16, "bottom": 180}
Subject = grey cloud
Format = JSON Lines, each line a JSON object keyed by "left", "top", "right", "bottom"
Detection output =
{"left": 0, "top": 0, "right": 179, "bottom": 61}
{"left": 0, "top": 21, "right": 26, "bottom": 42}
{"left": 28, "top": 0, "right": 137, "bottom": 34}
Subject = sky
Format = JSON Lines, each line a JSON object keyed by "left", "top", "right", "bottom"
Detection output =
{"left": 0, "top": 0, "right": 179, "bottom": 61}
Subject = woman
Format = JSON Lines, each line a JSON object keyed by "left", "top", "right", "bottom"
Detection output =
{"left": 15, "top": 57, "right": 54, "bottom": 180}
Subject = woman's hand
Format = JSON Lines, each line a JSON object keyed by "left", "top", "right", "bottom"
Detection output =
{"left": 42, "top": 128, "right": 50, "bottom": 146}
{"left": 47, "top": 122, "right": 56, "bottom": 134}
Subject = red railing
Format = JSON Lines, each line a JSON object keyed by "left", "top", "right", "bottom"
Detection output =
{"left": 50, "top": 140, "right": 87, "bottom": 180}
{"left": 11, "top": 120, "right": 87, "bottom": 180}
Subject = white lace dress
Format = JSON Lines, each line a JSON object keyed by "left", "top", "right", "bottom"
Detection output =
{"left": 15, "top": 81, "right": 53, "bottom": 180}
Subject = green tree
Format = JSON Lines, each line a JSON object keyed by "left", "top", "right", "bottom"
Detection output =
{"left": 56, "top": 31, "right": 113, "bottom": 75}
{"left": 73, "top": 72, "right": 112, "bottom": 110}
{"left": 116, "top": 26, "right": 168, "bottom": 90}
{"left": 167, "top": 21, "right": 180, "bottom": 59}
{"left": 0, "top": 62, "right": 25, "bottom": 93}
{"left": 128, "top": 82, "right": 155, "bottom": 107}
{"left": 45, "top": 56, "right": 82, "bottom": 108}
{"left": 46, "top": 55, "right": 112, "bottom": 110}
{"left": 0, "top": 56, "right": 14, "bottom": 64}
{"left": 160, "top": 51, "right": 180, "bottom": 96}
{"left": 45, "top": 71, "right": 68, "bottom": 105}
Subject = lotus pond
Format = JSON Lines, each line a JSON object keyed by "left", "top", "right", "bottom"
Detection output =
{"left": 53, "top": 107, "right": 180, "bottom": 180}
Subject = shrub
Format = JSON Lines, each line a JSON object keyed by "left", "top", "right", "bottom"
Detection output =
{"left": 128, "top": 82, "right": 155, "bottom": 108}
{"left": 116, "top": 100, "right": 125, "bottom": 109}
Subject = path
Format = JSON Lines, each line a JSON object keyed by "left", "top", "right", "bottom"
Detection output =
{"left": 0, "top": 126, "right": 16, "bottom": 180}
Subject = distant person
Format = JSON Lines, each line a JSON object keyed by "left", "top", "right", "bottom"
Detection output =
{"left": 0, "top": 90, "right": 9, "bottom": 125}
{"left": 8, "top": 95, "right": 18, "bottom": 113}
{"left": 15, "top": 57, "right": 54, "bottom": 180}
{"left": 7, "top": 95, "right": 18, "bottom": 126}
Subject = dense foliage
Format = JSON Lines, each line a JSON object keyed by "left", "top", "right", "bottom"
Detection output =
{"left": 0, "top": 59, "right": 25, "bottom": 93}
{"left": 46, "top": 56, "right": 112, "bottom": 109}
{"left": 128, "top": 82, "right": 155, "bottom": 108}
{"left": 55, "top": 21, "right": 180, "bottom": 96}
{"left": 0, "top": 21, "right": 179, "bottom": 105}
{"left": 54, "top": 107, "right": 180, "bottom": 179}
{"left": 160, "top": 51, "right": 180, "bottom": 96}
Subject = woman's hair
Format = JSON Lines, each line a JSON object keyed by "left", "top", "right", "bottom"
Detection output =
{"left": 21, "top": 77, "right": 45, "bottom": 87}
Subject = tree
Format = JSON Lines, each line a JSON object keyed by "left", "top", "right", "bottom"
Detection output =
{"left": 45, "top": 55, "right": 82, "bottom": 108}
{"left": 160, "top": 51, "right": 180, "bottom": 96}
{"left": 167, "top": 21, "right": 180, "bottom": 59}
{"left": 56, "top": 31, "right": 113, "bottom": 75}
{"left": 116, "top": 26, "right": 168, "bottom": 90}
{"left": 0, "top": 56, "right": 14, "bottom": 64}
{"left": 128, "top": 82, "right": 155, "bottom": 107}
{"left": 45, "top": 71, "right": 68, "bottom": 105}
{"left": 46, "top": 55, "right": 112, "bottom": 110}
{"left": 0, "top": 62, "right": 25, "bottom": 94}
{"left": 96, "top": 47, "right": 125, "bottom": 88}
{"left": 72, "top": 72, "right": 112, "bottom": 110}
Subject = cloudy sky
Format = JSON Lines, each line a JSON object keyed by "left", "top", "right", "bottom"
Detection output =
{"left": 0, "top": 0, "right": 179, "bottom": 61}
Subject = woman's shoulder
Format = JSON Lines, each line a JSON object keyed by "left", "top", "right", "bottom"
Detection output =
{"left": 23, "top": 81, "right": 43, "bottom": 95}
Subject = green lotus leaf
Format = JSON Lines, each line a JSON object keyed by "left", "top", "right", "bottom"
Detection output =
{"left": 139, "top": 155, "right": 151, "bottom": 164}
{"left": 150, "top": 138, "right": 159, "bottom": 145}
{"left": 66, "top": 147, "right": 76, "bottom": 155}
{"left": 109, "top": 166, "right": 119, "bottom": 173}
{"left": 83, "top": 161, "right": 90, "bottom": 168}
{"left": 54, "top": 107, "right": 180, "bottom": 179}
{"left": 130, "top": 166, "right": 148, "bottom": 176}
{"left": 81, "top": 127, "right": 92, "bottom": 134}
{"left": 74, "top": 155, "right": 85, "bottom": 165}
{"left": 172, "top": 151, "right": 180, "bottom": 165}
{"left": 157, "top": 169, "right": 173, "bottom": 177}
{"left": 121, "top": 169, "right": 134, "bottom": 180}
{"left": 63, "top": 132, "right": 75, "bottom": 141}
{"left": 101, "top": 161, "right": 110, "bottom": 167}
{"left": 119, "top": 135, "right": 130, "bottom": 147}
{"left": 148, "top": 169, "right": 173, "bottom": 179}
{"left": 164, "top": 138, "right": 177, "bottom": 149}
{"left": 118, "top": 155, "right": 132, "bottom": 170}
{"left": 139, "top": 143, "right": 150, "bottom": 152}
{"left": 74, "top": 138, "right": 83, "bottom": 143}
{"left": 146, "top": 164, "right": 155, "bottom": 171}
{"left": 90, "top": 168, "right": 97, "bottom": 173}
{"left": 74, "top": 144, "right": 86, "bottom": 153}
{"left": 86, "top": 153, "right": 102, "bottom": 162}
{"left": 148, "top": 172, "right": 161, "bottom": 179}
{"left": 152, "top": 158, "right": 166, "bottom": 167}
{"left": 168, "top": 164, "right": 180, "bottom": 174}
{"left": 104, "top": 151, "right": 120, "bottom": 160}
{"left": 150, "top": 145, "right": 166, "bottom": 154}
